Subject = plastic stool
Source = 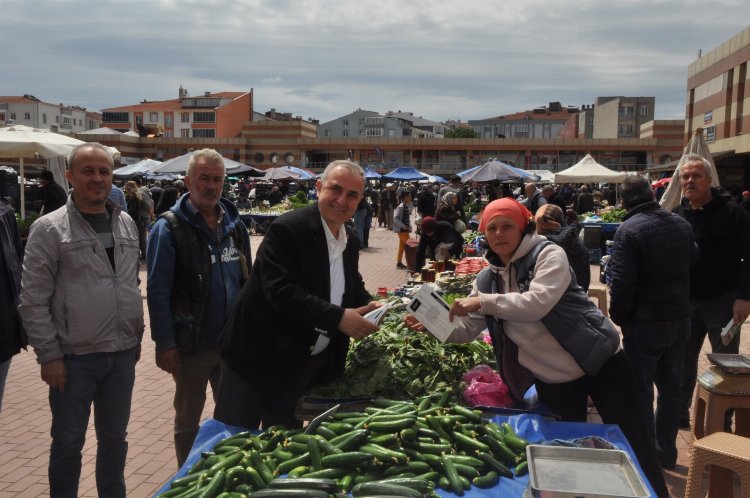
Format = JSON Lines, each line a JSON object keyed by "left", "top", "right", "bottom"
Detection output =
{"left": 587, "top": 288, "right": 608, "bottom": 316}
{"left": 692, "top": 382, "right": 750, "bottom": 439}
{"left": 685, "top": 432, "right": 750, "bottom": 498}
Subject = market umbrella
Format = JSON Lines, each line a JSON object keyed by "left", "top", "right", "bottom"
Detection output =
{"left": 151, "top": 151, "right": 264, "bottom": 176}
{"left": 659, "top": 128, "right": 721, "bottom": 212}
{"left": 262, "top": 167, "right": 301, "bottom": 180}
{"left": 419, "top": 174, "right": 447, "bottom": 183}
{"left": 113, "top": 158, "right": 162, "bottom": 177}
{"left": 279, "top": 165, "right": 317, "bottom": 180}
{"left": 459, "top": 160, "right": 540, "bottom": 183}
{"left": 382, "top": 166, "right": 429, "bottom": 181}
{"left": 0, "top": 124, "right": 120, "bottom": 218}
{"left": 363, "top": 167, "right": 382, "bottom": 179}
{"left": 554, "top": 154, "right": 627, "bottom": 184}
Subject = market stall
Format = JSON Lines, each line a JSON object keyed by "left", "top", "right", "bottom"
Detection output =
{"left": 154, "top": 413, "right": 656, "bottom": 497}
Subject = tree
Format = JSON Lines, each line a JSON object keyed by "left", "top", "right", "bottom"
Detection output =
{"left": 445, "top": 128, "right": 478, "bottom": 138}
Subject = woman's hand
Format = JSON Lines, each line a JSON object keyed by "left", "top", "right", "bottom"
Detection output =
{"left": 404, "top": 314, "right": 425, "bottom": 332}
{"left": 449, "top": 297, "right": 481, "bottom": 321}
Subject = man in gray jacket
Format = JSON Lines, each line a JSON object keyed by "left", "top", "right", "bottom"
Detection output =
{"left": 19, "top": 142, "right": 143, "bottom": 498}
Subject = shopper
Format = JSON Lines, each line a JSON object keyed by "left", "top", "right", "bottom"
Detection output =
{"left": 147, "top": 148, "right": 251, "bottom": 467}
{"left": 393, "top": 190, "right": 413, "bottom": 269}
{"left": 19, "top": 143, "right": 143, "bottom": 497}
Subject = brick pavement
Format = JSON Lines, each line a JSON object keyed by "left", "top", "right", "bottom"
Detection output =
{"left": 0, "top": 222, "right": 745, "bottom": 497}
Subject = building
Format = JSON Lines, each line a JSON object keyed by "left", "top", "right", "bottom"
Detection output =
{"left": 592, "top": 96, "right": 655, "bottom": 139}
{"left": 316, "top": 109, "right": 438, "bottom": 141}
{"left": 468, "top": 102, "right": 580, "bottom": 139}
{"left": 101, "top": 86, "right": 252, "bottom": 138}
{"left": 685, "top": 26, "right": 750, "bottom": 188}
{"left": 0, "top": 94, "right": 98, "bottom": 133}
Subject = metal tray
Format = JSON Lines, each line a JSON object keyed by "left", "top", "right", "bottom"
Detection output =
{"left": 527, "top": 445, "right": 649, "bottom": 498}
{"left": 707, "top": 353, "right": 750, "bottom": 375}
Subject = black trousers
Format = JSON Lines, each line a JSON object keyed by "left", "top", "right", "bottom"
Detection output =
{"left": 214, "top": 350, "right": 331, "bottom": 430}
{"left": 535, "top": 351, "right": 669, "bottom": 498}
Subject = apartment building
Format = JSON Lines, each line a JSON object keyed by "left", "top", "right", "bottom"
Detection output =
{"left": 0, "top": 94, "right": 97, "bottom": 133}
{"left": 101, "top": 86, "right": 252, "bottom": 138}
{"left": 469, "top": 102, "right": 579, "bottom": 139}
{"left": 592, "top": 96, "right": 655, "bottom": 139}
{"left": 685, "top": 25, "right": 750, "bottom": 185}
{"left": 317, "top": 109, "right": 439, "bottom": 140}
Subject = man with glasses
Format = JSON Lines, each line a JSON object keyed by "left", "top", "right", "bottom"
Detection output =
{"left": 215, "top": 160, "right": 379, "bottom": 429}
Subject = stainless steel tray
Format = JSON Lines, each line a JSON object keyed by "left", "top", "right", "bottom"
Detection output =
{"left": 527, "top": 445, "right": 649, "bottom": 498}
{"left": 707, "top": 353, "right": 750, "bottom": 375}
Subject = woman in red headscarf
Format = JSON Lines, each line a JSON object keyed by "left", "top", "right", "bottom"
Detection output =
{"left": 406, "top": 197, "right": 668, "bottom": 498}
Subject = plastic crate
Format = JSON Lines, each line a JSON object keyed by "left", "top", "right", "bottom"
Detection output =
{"left": 587, "top": 248, "right": 602, "bottom": 264}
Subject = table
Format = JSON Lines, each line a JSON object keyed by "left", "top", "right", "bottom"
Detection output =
{"left": 240, "top": 213, "right": 279, "bottom": 234}
{"left": 154, "top": 414, "right": 657, "bottom": 497}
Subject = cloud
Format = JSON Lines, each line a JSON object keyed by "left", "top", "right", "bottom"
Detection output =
{"left": 2, "top": 0, "right": 747, "bottom": 122}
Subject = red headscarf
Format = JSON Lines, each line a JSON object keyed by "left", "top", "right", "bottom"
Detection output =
{"left": 479, "top": 198, "right": 532, "bottom": 233}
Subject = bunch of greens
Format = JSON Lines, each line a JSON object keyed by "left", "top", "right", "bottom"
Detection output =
{"left": 310, "top": 303, "right": 495, "bottom": 400}
{"left": 288, "top": 191, "right": 310, "bottom": 209}
{"left": 599, "top": 208, "right": 626, "bottom": 223}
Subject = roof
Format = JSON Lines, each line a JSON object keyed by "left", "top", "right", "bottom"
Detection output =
{"left": 102, "top": 92, "right": 247, "bottom": 113}
{"left": 78, "top": 127, "right": 122, "bottom": 135}
{"left": 0, "top": 95, "right": 52, "bottom": 105}
{"left": 478, "top": 109, "right": 576, "bottom": 122}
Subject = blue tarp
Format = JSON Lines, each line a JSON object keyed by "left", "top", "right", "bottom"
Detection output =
{"left": 382, "top": 166, "right": 430, "bottom": 181}
{"left": 458, "top": 161, "right": 541, "bottom": 184}
{"left": 154, "top": 414, "right": 656, "bottom": 497}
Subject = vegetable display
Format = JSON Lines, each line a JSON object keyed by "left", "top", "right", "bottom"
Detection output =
{"left": 156, "top": 397, "right": 532, "bottom": 497}
{"left": 309, "top": 303, "right": 494, "bottom": 400}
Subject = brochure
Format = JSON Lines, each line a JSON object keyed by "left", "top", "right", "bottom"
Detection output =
{"left": 407, "top": 283, "right": 457, "bottom": 342}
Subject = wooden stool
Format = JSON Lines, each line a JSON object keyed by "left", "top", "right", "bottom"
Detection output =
{"left": 587, "top": 287, "right": 608, "bottom": 316}
{"left": 685, "top": 432, "right": 750, "bottom": 498}
{"left": 692, "top": 381, "right": 750, "bottom": 439}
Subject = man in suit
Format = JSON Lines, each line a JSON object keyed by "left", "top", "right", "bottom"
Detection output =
{"left": 214, "top": 160, "right": 379, "bottom": 429}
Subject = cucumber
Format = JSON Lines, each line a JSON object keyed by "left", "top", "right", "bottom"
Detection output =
{"left": 275, "top": 452, "right": 311, "bottom": 476}
{"left": 379, "top": 476, "right": 436, "bottom": 492}
{"left": 366, "top": 418, "right": 416, "bottom": 432}
{"left": 301, "top": 467, "right": 350, "bottom": 479}
{"left": 224, "top": 465, "right": 248, "bottom": 491}
{"left": 351, "top": 481, "right": 424, "bottom": 498}
{"left": 245, "top": 466, "right": 267, "bottom": 490}
{"left": 477, "top": 452, "right": 513, "bottom": 478}
{"left": 441, "top": 455, "right": 464, "bottom": 496}
{"left": 266, "top": 477, "right": 340, "bottom": 493}
{"left": 480, "top": 434, "right": 517, "bottom": 465}
{"left": 320, "top": 451, "right": 373, "bottom": 468}
{"left": 358, "top": 443, "right": 408, "bottom": 464}
{"left": 453, "top": 463, "right": 480, "bottom": 479}
{"left": 321, "top": 421, "right": 354, "bottom": 435}
{"left": 450, "top": 404, "right": 483, "bottom": 423}
{"left": 287, "top": 466, "right": 309, "bottom": 479}
{"left": 329, "top": 429, "right": 368, "bottom": 451}
{"left": 367, "top": 433, "right": 400, "bottom": 447}
{"left": 306, "top": 438, "right": 322, "bottom": 471}
{"left": 451, "top": 431, "right": 490, "bottom": 453}
{"left": 514, "top": 460, "right": 529, "bottom": 476}
{"left": 249, "top": 489, "right": 329, "bottom": 497}
{"left": 196, "top": 469, "right": 225, "bottom": 498}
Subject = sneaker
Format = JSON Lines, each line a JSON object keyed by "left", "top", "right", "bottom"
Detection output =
{"left": 396, "top": 262, "right": 407, "bottom": 269}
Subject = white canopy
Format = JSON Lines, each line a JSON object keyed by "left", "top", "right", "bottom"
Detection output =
{"left": 526, "top": 169, "right": 555, "bottom": 184}
{"left": 554, "top": 154, "right": 628, "bottom": 184}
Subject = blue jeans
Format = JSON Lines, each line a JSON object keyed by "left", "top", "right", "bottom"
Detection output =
{"left": 622, "top": 317, "right": 689, "bottom": 467}
{"left": 353, "top": 208, "right": 367, "bottom": 247}
{"left": 0, "top": 357, "right": 10, "bottom": 413}
{"left": 49, "top": 348, "right": 136, "bottom": 498}
{"left": 680, "top": 292, "right": 739, "bottom": 420}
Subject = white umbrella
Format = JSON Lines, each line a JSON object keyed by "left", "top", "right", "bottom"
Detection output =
{"left": 113, "top": 158, "right": 162, "bottom": 177}
{"left": 263, "top": 167, "right": 301, "bottom": 180}
{"left": 151, "top": 151, "right": 264, "bottom": 175}
{"left": 0, "top": 125, "right": 119, "bottom": 218}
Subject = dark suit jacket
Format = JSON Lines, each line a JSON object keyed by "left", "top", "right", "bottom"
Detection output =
{"left": 220, "top": 203, "right": 372, "bottom": 393}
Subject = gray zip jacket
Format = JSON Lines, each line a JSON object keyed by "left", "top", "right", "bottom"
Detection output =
{"left": 19, "top": 196, "right": 144, "bottom": 364}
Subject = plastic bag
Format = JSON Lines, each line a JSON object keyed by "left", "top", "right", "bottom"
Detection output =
{"left": 462, "top": 364, "right": 514, "bottom": 408}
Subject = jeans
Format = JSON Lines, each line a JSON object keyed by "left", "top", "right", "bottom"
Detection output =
{"left": 362, "top": 210, "right": 373, "bottom": 248}
{"left": 622, "top": 317, "right": 689, "bottom": 467}
{"left": 680, "top": 292, "right": 739, "bottom": 421}
{"left": 535, "top": 351, "right": 669, "bottom": 498}
{"left": 0, "top": 357, "right": 11, "bottom": 413}
{"left": 353, "top": 208, "right": 367, "bottom": 248}
{"left": 173, "top": 350, "right": 220, "bottom": 467}
{"left": 49, "top": 348, "right": 136, "bottom": 498}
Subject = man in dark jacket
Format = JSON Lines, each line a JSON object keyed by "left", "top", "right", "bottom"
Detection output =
{"left": 146, "top": 149, "right": 251, "bottom": 467}
{"left": 574, "top": 185, "right": 594, "bottom": 214}
{"left": 608, "top": 175, "right": 696, "bottom": 469}
{"left": 542, "top": 185, "right": 566, "bottom": 212}
{"left": 0, "top": 201, "right": 26, "bottom": 412}
{"left": 416, "top": 185, "right": 436, "bottom": 219}
{"left": 674, "top": 154, "right": 750, "bottom": 429}
{"left": 215, "top": 160, "right": 379, "bottom": 429}
{"left": 534, "top": 204, "right": 590, "bottom": 291}
{"left": 37, "top": 169, "right": 68, "bottom": 215}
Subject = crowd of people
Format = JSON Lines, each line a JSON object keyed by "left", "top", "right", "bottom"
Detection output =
{"left": 1, "top": 145, "right": 749, "bottom": 497}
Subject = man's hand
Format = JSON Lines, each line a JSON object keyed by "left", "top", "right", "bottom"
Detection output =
{"left": 339, "top": 308, "right": 379, "bottom": 339}
{"left": 355, "top": 302, "right": 381, "bottom": 315}
{"left": 449, "top": 297, "right": 481, "bottom": 322}
{"left": 404, "top": 314, "right": 425, "bottom": 332}
{"left": 733, "top": 298, "right": 750, "bottom": 325}
{"left": 41, "top": 359, "right": 66, "bottom": 392}
{"left": 155, "top": 348, "right": 180, "bottom": 375}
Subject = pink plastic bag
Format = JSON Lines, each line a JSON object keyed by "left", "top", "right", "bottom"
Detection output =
{"left": 462, "top": 364, "right": 514, "bottom": 408}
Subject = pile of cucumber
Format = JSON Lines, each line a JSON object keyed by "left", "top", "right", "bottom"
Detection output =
{"left": 156, "top": 395, "right": 532, "bottom": 497}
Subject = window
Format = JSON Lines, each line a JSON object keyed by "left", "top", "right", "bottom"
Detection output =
{"left": 342, "top": 129, "right": 349, "bottom": 137}
{"left": 324, "top": 129, "right": 331, "bottom": 137}
{"left": 135, "top": 115, "right": 143, "bottom": 125}
{"left": 164, "top": 130, "right": 173, "bottom": 138}
{"left": 364, "top": 116, "right": 383, "bottom": 125}
{"left": 639, "top": 105, "right": 649, "bottom": 116}
{"left": 343, "top": 119, "right": 349, "bottom": 126}
{"left": 42, "top": 114, "right": 47, "bottom": 124}
{"left": 150, "top": 112, "right": 158, "bottom": 123}
{"left": 102, "top": 112, "right": 129, "bottom": 123}
{"left": 181, "top": 112, "right": 190, "bottom": 123}
{"left": 618, "top": 124, "right": 635, "bottom": 136}
{"left": 388, "top": 129, "right": 395, "bottom": 137}
{"left": 55, "top": 116, "right": 59, "bottom": 123}
{"left": 62, "top": 116, "right": 72, "bottom": 129}
{"left": 0, "top": 112, "right": 5, "bottom": 122}
{"left": 165, "top": 114, "right": 173, "bottom": 127}
{"left": 193, "top": 128, "right": 216, "bottom": 138}
{"left": 365, "top": 128, "right": 383, "bottom": 137}
{"left": 180, "top": 129, "right": 190, "bottom": 138}
{"left": 193, "top": 112, "right": 215, "bottom": 123}
{"left": 10, "top": 113, "right": 16, "bottom": 120}
{"left": 620, "top": 105, "right": 634, "bottom": 117}
{"left": 24, "top": 112, "right": 30, "bottom": 119}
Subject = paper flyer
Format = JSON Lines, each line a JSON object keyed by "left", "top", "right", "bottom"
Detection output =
{"left": 364, "top": 300, "right": 394, "bottom": 326}
{"left": 407, "top": 283, "right": 457, "bottom": 342}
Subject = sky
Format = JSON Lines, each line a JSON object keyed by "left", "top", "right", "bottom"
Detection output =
{"left": 2, "top": 0, "right": 747, "bottom": 124}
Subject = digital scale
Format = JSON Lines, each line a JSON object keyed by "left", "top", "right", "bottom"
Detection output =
{"left": 699, "top": 354, "right": 750, "bottom": 395}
